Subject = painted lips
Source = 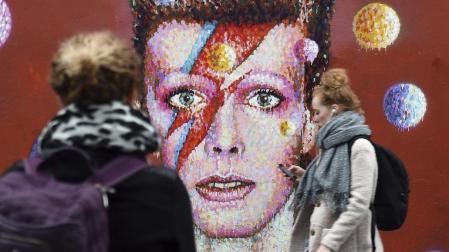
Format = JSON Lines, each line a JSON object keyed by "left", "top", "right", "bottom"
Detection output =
{"left": 195, "top": 175, "right": 256, "bottom": 202}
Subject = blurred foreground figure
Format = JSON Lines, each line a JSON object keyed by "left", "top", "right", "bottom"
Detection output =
{"left": 0, "top": 31, "right": 196, "bottom": 252}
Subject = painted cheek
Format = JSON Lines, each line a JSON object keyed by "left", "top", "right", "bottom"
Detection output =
{"left": 239, "top": 109, "right": 282, "bottom": 153}
{"left": 178, "top": 148, "right": 205, "bottom": 188}
{"left": 146, "top": 88, "right": 175, "bottom": 134}
{"left": 161, "top": 137, "right": 176, "bottom": 167}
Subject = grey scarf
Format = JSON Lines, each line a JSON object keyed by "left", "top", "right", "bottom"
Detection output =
{"left": 292, "top": 111, "right": 371, "bottom": 215}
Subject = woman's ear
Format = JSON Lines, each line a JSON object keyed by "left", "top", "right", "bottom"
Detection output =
{"left": 330, "top": 104, "right": 340, "bottom": 116}
{"left": 331, "top": 104, "right": 339, "bottom": 114}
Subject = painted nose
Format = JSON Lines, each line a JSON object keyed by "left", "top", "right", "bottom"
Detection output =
{"left": 208, "top": 145, "right": 241, "bottom": 155}
{"left": 204, "top": 97, "right": 244, "bottom": 158}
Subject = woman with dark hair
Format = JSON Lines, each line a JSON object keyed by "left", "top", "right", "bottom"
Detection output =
{"left": 5, "top": 31, "right": 196, "bottom": 252}
{"left": 289, "top": 69, "right": 383, "bottom": 252}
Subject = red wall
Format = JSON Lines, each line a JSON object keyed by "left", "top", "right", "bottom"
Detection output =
{"left": 1, "top": 0, "right": 448, "bottom": 250}
{"left": 0, "top": 0, "right": 133, "bottom": 166}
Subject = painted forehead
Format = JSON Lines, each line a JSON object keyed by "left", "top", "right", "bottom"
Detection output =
{"left": 145, "top": 20, "right": 314, "bottom": 82}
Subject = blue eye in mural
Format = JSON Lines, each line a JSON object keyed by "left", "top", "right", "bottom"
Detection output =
{"left": 383, "top": 83, "right": 427, "bottom": 130}
{"left": 0, "top": 0, "right": 12, "bottom": 47}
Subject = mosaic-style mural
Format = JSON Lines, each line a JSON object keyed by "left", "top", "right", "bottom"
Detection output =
{"left": 0, "top": 0, "right": 447, "bottom": 251}
{"left": 0, "top": 0, "right": 12, "bottom": 47}
{"left": 129, "top": 0, "right": 336, "bottom": 250}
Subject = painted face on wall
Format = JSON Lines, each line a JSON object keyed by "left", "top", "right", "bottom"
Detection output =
{"left": 145, "top": 20, "right": 310, "bottom": 237}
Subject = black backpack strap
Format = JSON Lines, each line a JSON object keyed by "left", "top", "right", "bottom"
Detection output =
{"left": 88, "top": 155, "right": 149, "bottom": 208}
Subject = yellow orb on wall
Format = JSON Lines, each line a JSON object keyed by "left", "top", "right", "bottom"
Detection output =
{"left": 206, "top": 43, "right": 237, "bottom": 73}
{"left": 353, "top": 3, "right": 401, "bottom": 50}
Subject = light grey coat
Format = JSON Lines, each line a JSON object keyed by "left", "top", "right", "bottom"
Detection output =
{"left": 290, "top": 139, "right": 383, "bottom": 252}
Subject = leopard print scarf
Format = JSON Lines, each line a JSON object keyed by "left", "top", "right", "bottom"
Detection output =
{"left": 37, "top": 101, "right": 160, "bottom": 154}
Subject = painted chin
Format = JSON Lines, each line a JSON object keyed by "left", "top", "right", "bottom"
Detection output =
{"left": 195, "top": 175, "right": 256, "bottom": 203}
{"left": 203, "top": 223, "right": 260, "bottom": 238}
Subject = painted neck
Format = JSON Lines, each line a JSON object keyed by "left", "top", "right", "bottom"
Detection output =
{"left": 194, "top": 194, "right": 295, "bottom": 251}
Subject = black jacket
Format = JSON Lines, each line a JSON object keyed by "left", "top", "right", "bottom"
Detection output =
{"left": 5, "top": 149, "right": 196, "bottom": 252}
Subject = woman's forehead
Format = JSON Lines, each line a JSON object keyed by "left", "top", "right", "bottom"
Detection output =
{"left": 311, "top": 94, "right": 325, "bottom": 108}
{"left": 145, "top": 20, "right": 305, "bottom": 82}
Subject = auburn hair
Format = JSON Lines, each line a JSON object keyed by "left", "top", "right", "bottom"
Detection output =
{"left": 313, "top": 68, "right": 364, "bottom": 114}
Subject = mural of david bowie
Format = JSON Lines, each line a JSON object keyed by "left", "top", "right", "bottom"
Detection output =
{"left": 129, "top": 0, "right": 336, "bottom": 250}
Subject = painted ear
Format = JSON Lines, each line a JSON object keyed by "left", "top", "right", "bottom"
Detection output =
{"left": 294, "top": 38, "right": 319, "bottom": 64}
{"left": 301, "top": 110, "right": 315, "bottom": 154}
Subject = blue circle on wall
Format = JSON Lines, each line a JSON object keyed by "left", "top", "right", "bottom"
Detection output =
{"left": 0, "top": 0, "right": 12, "bottom": 47}
{"left": 383, "top": 83, "right": 427, "bottom": 130}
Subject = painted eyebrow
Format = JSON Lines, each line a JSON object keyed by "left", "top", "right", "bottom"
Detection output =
{"left": 237, "top": 72, "right": 293, "bottom": 93}
{"left": 157, "top": 72, "right": 216, "bottom": 94}
{"left": 160, "top": 72, "right": 211, "bottom": 86}
{"left": 244, "top": 72, "right": 291, "bottom": 85}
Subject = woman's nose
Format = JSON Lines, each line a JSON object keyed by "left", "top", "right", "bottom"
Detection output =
{"left": 204, "top": 98, "right": 244, "bottom": 158}
{"left": 312, "top": 115, "right": 320, "bottom": 124}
